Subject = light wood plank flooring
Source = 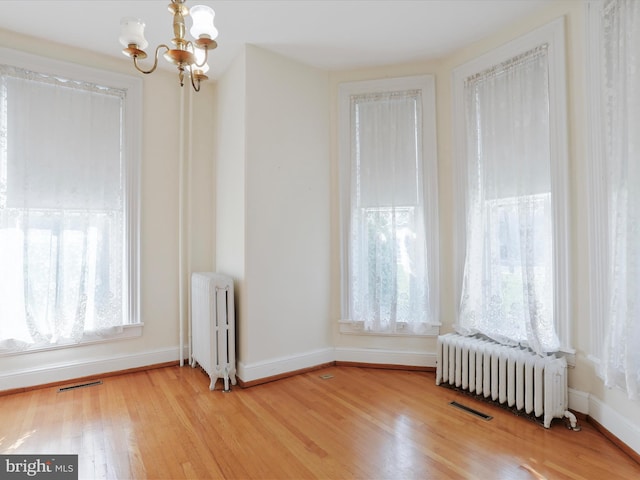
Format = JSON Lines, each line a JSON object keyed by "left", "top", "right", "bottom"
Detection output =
{"left": 1, "top": 365, "right": 638, "bottom": 479}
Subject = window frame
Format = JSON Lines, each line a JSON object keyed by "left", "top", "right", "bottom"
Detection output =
{"left": 0, "top": 47, "right": 143, "bottom": 355}
{"left": 452, "top": 17, "right": 573, "bottom": 357}
{"left": 338, "top": 75, "right": 440, "bottom": 337}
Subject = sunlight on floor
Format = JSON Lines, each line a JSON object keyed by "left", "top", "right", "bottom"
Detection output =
{"left": 520, "top": 461, "right": 548, "bottom": 479}
{"left": 388, "top": 415, "right": 420, "bottom": 476}
{"left": 4, "top": 429, "right": 36, "bottom": 452}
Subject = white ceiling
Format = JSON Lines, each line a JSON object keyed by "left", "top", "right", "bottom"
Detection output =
{"left": 0, "top": 1, "right": 554, "bottom": 79}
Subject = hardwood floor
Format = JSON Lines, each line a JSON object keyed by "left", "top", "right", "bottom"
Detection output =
{"left": 1, "top": 365, "right": 638, "bottom": 479}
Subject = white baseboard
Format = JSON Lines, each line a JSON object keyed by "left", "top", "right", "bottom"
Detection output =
{"left": 3, "top": 345, "right": 433, "bottom": 391}
{"left": 568, "top": 387, "right": 590, "bottom": 414}
{"left": 589, "top": 395, "right": 640, "bottom": 456}
{"left": 237, "top": 347, "right": 436, "bottom": 383}
{"left": 0, "top": 347, "right": 180, "bottom": 391}
{"left": 335, "top": 346, "right": 437, "bottom": 368}
{"left": 237, "top": 348, "right": 335, "bottom": 382}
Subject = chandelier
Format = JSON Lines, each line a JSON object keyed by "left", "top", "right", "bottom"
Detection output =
{"left": 119, "top": 0, "right": 218, "bottom": 92}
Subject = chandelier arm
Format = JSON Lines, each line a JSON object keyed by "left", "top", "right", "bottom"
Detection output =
{"left": 133, "top": 44, "right": 171, "bottom": 74}
{"left": 188, "top": 65, "right": 201, "bottom": 92}
{"left": 193, "top": 46, "right": 209, "bottom": 69}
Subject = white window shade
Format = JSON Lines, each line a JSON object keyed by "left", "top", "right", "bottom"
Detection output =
{"left": 5, "top": 71, "right": 123, "bottom": 210}
{"left": 465, "top": 48, "right": 551, "bottom": 200}
{"left": 353, "top": 91, "right": 420, "bottom": 208}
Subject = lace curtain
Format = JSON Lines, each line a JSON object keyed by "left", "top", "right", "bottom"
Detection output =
{"left": 348, "top": 90, "right": 432, "bottom": 333}
{"left": 601, "top": 0, "right": 640, "bottom": 399}
{"left": 456, "top": 45, "right": 560, "bottom": 355}
{"left": 0, "top": 65, "right": 126, "bottom": 353}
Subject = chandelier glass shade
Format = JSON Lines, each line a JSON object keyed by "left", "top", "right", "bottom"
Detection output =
{"left": 119, "top": 0, "right": 217, "bottom": 91}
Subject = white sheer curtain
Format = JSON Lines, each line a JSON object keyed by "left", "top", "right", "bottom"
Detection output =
{"left": 457, "top": 46, "right": 559, "bottom": 355}
{"left": 348, "top": 90, "right": 431, "bottom": 333}
{"left": 0, "top": 64, "right": 125, "bottom": 352}
{"left": 601, "top": 0, "right": 640, "bottom": 399}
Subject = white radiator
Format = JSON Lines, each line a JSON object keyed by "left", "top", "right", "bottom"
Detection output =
{"left": 191, "top": 272, "right": 237, "bottom": 392}
{"left": 436, "top": 333, "right": 578, "bottom": 429}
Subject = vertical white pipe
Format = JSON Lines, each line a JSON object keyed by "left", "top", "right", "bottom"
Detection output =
{"left": 186, "top": 86, "right": 194, "bottom": 364}
{"left": 178, "top": 86, "right": 187, "bottom": 367}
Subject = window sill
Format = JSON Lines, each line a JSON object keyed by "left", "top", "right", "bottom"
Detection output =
{"left": 0, "top": 323, "right": 144, "bottom": 357}
{"left": 339, "top": 320, "right": 440, "bottom": 337}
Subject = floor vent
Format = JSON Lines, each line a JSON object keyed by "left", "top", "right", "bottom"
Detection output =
{"left": 319, "top": 374, "right": 334, "bottom": 380}
{"left": 58, "top": 380, "right": 103, "bottom": 392}
{"left": 449, "top": 401, "right": 493, "bottom": 421}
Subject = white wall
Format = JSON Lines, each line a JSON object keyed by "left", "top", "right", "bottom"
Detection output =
{"left": 215, "top": 48, "right": 248, "bottom": 362}
{"left": 244, "top": 45, "right": 332, "bottom": 371}
{"left": 187, "top": 86, "right": 216, "bottom": 275}
{"left": 216, "top": 45, "right": 333, "bottom": 381}
{"left": 0, "top": 29, "right": 215, "bottom": 389}
{"left": 215, "top": 49, "right": 247, "bottom": 281}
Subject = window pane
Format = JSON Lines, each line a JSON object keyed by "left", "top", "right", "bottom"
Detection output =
{"left": 351, "top": 206, "right": 427, "bottom": 323}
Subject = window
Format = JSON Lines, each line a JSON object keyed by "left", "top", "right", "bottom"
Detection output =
{"left": 453, "top": 18, "right": 570, "bottom": 355}
{"left": 587, "top": 0, "right": 640, "bottom": 399}
{"left": 0, "top": 48, "right": 142, "bottom": 354}
{"left": 338, "top": 76, "right": 439, "bottom": 335}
